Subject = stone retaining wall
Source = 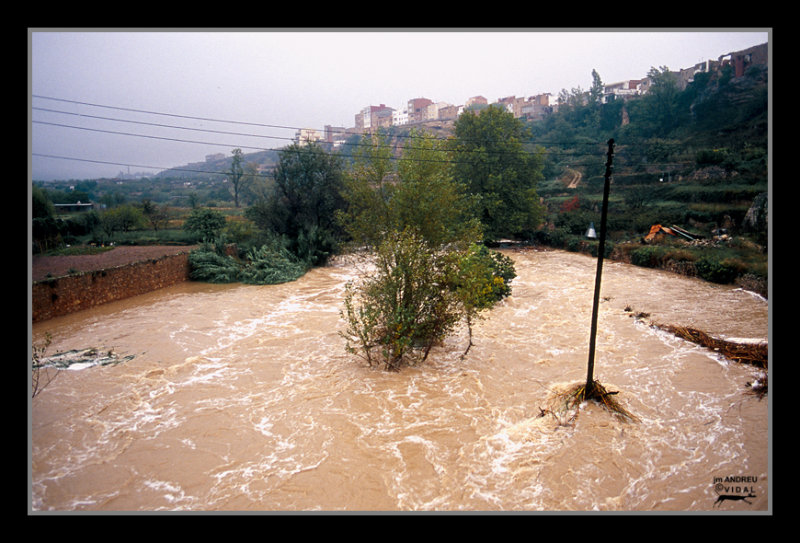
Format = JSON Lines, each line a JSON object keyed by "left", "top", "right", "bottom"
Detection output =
{"left": 32, "top": 252, "right": 192, "bottom": 322}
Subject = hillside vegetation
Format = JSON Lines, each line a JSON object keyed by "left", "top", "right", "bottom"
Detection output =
{"left": 528, "top": 64, "right": 768, "bottom": 295}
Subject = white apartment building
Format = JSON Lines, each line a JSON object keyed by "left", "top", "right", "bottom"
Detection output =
{"left": 393, "top": 103, "right": 409, "bottom": 126}
{"left": 601, "top": 80, "right": 645, "bottom": 103}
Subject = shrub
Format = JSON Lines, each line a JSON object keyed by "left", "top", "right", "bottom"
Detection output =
{"left": 238, "top": 242, "right": 307, "bottom": 285}
{"left": 188, "top": 238, "right": 307, "bottom": 285}
{"left": 695, "top": 256, "right": 745, "bottom": 284}
{"left": 451, "top": 244, "right": 516, "bottom": 310}
{"left": 188, "top": 249, "right": 241, "bottom": 283}
{"left": 630, "top": 245, "right": 666, "bottom": 268}
{"left": 530, "top": 227, "right": 568, "bottom": 249}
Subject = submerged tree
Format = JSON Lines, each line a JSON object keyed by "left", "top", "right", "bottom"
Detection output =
{"left": 341, "top": 228, "right": 465, "bottom": 369}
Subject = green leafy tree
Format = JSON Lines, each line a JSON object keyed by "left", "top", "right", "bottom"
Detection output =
{"left": 625, "top": 66, "right": 680, "bottom": 137}
{"left": 452, "top": 105, "right": 545, "bottom": 241}
{"left": 140, "top": 199, "right": 170, "bottom": 232}
{"left": 336, "top": 131, "right": 397, "bottom": 250}
{"left": 246, "top": 142, "right": 346, "bottom": 265}
{"left": 183, "top": 207, "right": 227, "bottom": 242}
{"left": 99, "top": 204, "right": 146, "bottom": 234}
{"left": 229, "top": 148, "right": 246, "bottom": 208}
{"left": 588, "top": 69, "right": 604, "bottom": 108}
{"left": 32, "top": 185, "right": 54, "bottom": 219}
{"left": 338, "top": 129, "right": 482, "bottom": 250}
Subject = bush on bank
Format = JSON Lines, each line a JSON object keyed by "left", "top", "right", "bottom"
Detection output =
{"left": 529, "top": 227, "right": 766, "bottom": 296}
{"left": 188, "top": 237, "right": 308, "bottom": 285}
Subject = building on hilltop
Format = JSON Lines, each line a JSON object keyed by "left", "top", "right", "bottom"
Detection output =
{"left": 626, "top": 42, "right": 768, "bottom": 93}
{"left": 407, "top": 98, "right": 434, "bottom": 123}
{"left": 719, "top": 42, "right": 768, "bottom": 78}
{"left": 488, "top": 94, "right": 555, "bottom": 120}
{"left": 519, "top": 93, "right": 554, "bottom": 120}
{"left": 295, "top": 128, "right": 323, "bottom": 146}
{"left": 438, "top": 104, "right": 462, "bottom": 120}
{"left": 324, "top": 125, "right": 348, "bottom": 148}
{"left": 425, "top": 101, "right": 455, "bottom": 121}
{"left": 355, "top": 104, "right": 395, "bottom": 133}
{"left": 602, "top": 80, "right": 646, "bottom": 103}
{"left": 465, "top": 96, "right": 488, "bottom": 108}
{"left": 393, "top": 103, "right": 409, "bottom": 126}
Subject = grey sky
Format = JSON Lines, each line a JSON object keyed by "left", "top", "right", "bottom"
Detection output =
{"left": 30, "top": 28, "right": 770, "bottom": 181}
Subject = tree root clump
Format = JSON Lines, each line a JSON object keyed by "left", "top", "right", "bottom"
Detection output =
{"left": 546, "top": 380, "right": 639, "bottom": 423}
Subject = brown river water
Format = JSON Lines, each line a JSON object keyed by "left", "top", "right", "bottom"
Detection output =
{"left": 30, "top": 249, "right": 770, "bottom": 513}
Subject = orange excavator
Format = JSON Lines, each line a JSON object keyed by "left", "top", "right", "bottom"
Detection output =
{"left": 644, "top": 224, "right": 700, "bottom": 243}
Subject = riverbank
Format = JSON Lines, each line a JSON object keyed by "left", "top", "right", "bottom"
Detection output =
{"left": 30, "top": 240, "right": 767, "bottom": 324}
{"left": 505, "top": 240, "right": 768, "bottom": 300}
{"left": 31, "top": 245, "right": 199, "bottom": 322}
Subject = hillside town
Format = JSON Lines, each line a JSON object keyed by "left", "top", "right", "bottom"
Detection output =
{"left": 296, "top": 42, "right": 767, "bottom": 148}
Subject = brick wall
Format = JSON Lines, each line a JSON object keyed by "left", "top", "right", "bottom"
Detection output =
{"left": 32, "top": 252, "right": 192, "bottom": 322}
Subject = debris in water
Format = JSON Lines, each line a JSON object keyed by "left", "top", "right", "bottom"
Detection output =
{"left": 653, "top": 324, "right": 768, "bottom": 369}
{"left": 624, "top": 306, "right": 650, "bottom": 319}
{"left": 35, "top": 348, "right": 136, "bottom": 370}
{"left": 746, "top": 372, "right": 768, "bottom": 398}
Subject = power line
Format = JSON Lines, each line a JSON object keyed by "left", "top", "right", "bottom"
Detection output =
{"left": 32, "top": 114, "right": 611, "bottom": 171}
{"left": 32, "top": 118, "right": 692, "bottom": 174}
{"left": 32, "top": 94, "right": 300, "bottom": 132}
{"left": 32, "top": 95, "right": 701, "bottom": 178}
{"left": 31, "top": 153, "right": 261, "bottom": 179}
{"left": 32, "top": 106, "right": 297, "bottom": 144}
{"left": 33, "top": 120, "right": 281, "bottom": 153}
{"left": 31, "top": 94, "right": 609, "bottom": 151}
{"left": 32, "top": 103, "right": 591, "bottom": 162}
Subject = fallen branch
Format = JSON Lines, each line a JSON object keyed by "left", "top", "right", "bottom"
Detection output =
{"left": 655, "top": 324, "right": 768, "bottom": 369}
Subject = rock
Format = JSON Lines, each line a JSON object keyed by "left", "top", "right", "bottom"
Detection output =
{"left": 743, "top": 192, "right": 768, "bottom": 234}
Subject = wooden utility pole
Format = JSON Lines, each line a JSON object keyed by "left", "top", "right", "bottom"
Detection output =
{"left": 584, "top": 139, "right": 615, "bottom": 398}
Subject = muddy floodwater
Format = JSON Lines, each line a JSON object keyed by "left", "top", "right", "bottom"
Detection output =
{"left": 30, "top": 249, "right": 770, "bottom": 512}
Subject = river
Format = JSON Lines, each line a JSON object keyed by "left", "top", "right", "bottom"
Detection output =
{"left": 30, "top": 248, "right": 770, "bottom": 512}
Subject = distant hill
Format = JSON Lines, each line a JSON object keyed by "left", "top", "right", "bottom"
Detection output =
{"left": 154, "top": 149, "right": 281, "bottom": 180}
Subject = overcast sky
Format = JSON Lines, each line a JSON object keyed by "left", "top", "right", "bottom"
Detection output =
{"left": 29, "top": 28, "right": 770, "bottom": 181}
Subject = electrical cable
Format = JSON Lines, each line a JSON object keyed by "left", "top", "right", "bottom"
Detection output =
{"left": 32, "top": 94, "right": 701, "bottom": 178}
